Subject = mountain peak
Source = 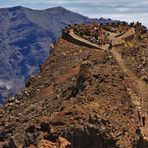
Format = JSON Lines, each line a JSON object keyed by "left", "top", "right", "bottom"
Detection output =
{"left": 44, "top": 6, "right": 75, "bottom": 15}
{"left": 7, "top": 6, "right": 25, "bottom": 11}
{"left": 45, "top": 6, "right": 67, "bottom": 11}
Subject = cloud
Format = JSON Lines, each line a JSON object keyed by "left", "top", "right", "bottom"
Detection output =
{"left": 0, "top": 79, "right": 12, "bottom": 90}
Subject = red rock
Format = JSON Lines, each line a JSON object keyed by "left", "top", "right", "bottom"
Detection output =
{"left": 38, "top": 139, "right": 56, "bottom": 148}
{"left": 58, "top": 137, "right": 71, "bottom": 148}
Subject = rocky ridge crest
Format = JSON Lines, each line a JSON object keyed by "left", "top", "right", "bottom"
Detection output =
{"left": 0, "top": 22, "right": 148, "bottom": 147}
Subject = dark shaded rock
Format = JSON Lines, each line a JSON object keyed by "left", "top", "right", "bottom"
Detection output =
{"left": 0, "top": 131, "right": 4, "bottom": 141}
{"left": 9, "top": 137, "right": 17, "bottom": 148}
{"left": 40, "top": 122, "right": 50, "bottom": 132}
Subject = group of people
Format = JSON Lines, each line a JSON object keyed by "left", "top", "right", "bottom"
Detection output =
{"left": 73, "top": 24, "right": 111, "bottom": 46}
{"left": 137, "top": 106, "right": 146, "bottom": 127}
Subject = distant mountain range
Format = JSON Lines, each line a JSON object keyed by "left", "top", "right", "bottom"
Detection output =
{"left": 0, "top": 6, "right": 116, "bottom": 103}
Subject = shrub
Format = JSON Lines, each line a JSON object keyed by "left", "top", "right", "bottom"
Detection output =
{"left": 25, "top": 104, "right": 37, "bottom": 113}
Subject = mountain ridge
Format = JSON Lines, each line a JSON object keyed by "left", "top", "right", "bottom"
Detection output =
{"left": 0, "top": 22, "right": 148, "bottom": 147}
{"left": 0, "top": 6, "right": 116, "bottom": 102}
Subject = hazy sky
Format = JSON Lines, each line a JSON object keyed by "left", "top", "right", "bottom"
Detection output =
{"left": 0, "top": 0, "right": 148, "bottom": 27}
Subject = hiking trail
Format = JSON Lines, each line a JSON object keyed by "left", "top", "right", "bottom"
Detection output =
{"left": 66, "top": 26, "right": 148, "bottom": 140}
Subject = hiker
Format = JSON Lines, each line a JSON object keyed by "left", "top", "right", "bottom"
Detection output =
{"left": 138, "top": 110, "right": 141, "bottom": 122}
{"left": 141, "top": 114, "right": 146, "bottom": 127}
{"left": 121, "top": 51, "right": 124, "bottom": 59}
{"left": 137, "top": 106, "right": 141, "bottom": 122}
{"left": 108, "top": 42, "right": 113, "bottom": 50}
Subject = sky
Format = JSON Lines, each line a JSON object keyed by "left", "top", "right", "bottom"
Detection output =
{"left": 0, "top": 0, "right": 148, "bottom": 27}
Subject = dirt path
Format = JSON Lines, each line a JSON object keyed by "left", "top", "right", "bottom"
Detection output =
{"left": 67, "top": 27, "right": 148, "bottom": 139}
{"left": 111, "top": 47, "right": 148, "bottom": 140}
{"left": 109, "top": 29, "right": 148, "bottom": 141}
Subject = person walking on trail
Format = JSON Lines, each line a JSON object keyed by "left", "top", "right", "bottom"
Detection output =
{"left": 137, "top": 106, "right": 141, "bottom": 122}
{"left": 138, "top": 110, "right": 141, "bottom": 122}
{"left": 121, "top": 48, "right": 125, "bottom": 59}
{"left": 108, "top": 41, "right": 112, "bottom": 51}
{"left": 142, "top": 114, "right": 146, "bottom": 127}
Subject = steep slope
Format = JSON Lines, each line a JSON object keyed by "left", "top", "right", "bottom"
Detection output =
{"left": 0, "top": 23, "right": 147, "bottom": 147}
{"left": 0, "top": 6, "right": 114, "bottom": 102}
